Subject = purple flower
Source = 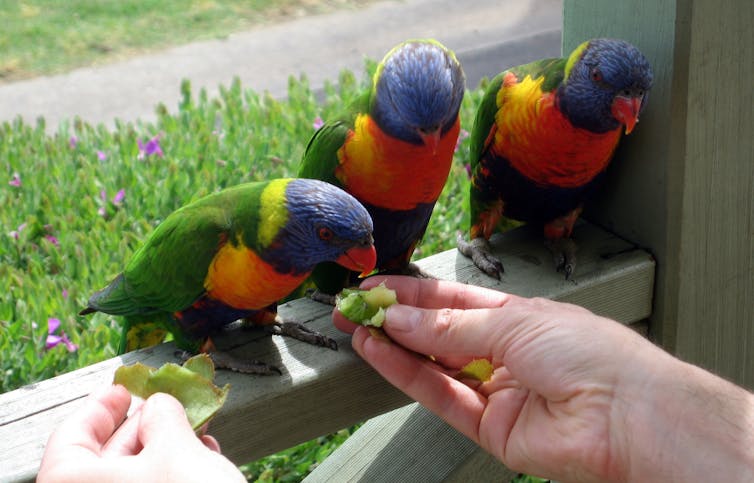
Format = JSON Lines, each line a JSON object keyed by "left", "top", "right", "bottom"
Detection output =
{"left": 98, "top": 188, "right": 126, "bottom": 216}
{"left": 44, "top": 235, "right": 59, "bottom": 247}
{"left": 138, "top": 135, "right": 163, "bottom": 159}
{"left": 45, "top": 318, "right": 78, "bottom": 352}
{"left": 455, "top": 129, "right": 470, "bottom": 153}
{"left": 9, "top": 173, "right": 21, "bottom": 187}
{"left": 9, "top": 222, "right": 26, "bottom": 240}
{"left": 312, "top": 116, "right": 324, "bottom": 130}
{"left": 62, "top": 289, "right": 69, "bottom": 299}
{"left": 464, "top": 163, "right": 472, "bottom": 179}
{"left": 69, "top": 136, "right": 78, "bottom": 149}
{"left": 112, "top": 189, "right": 125, "bottom": 206}
{"left": 97, "top": 150, "right": 107, "bottom": 161}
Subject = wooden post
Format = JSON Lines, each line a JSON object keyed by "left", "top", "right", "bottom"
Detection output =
{"left": 563, "top": 0, "right": 754, "bottom": 387}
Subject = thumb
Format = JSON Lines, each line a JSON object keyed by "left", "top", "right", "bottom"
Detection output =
{"left": 382, "top": 303, "right": 514, "bottom": 360}
{"left": 138, "top": 393, "right": 196, "bottom": 447}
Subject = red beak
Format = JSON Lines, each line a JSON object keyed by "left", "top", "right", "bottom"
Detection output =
{"left": 419, "top": 128, "right": 442, "bottom": 155}
{"left": 611, "top": 95, "right": 644, "bottom": 135}
{"left": 336, "top": 244, "right": 377, "bottom": 278}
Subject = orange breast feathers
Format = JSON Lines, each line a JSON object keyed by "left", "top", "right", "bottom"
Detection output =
{"left": 335, "top": 114, "right": 459, "bottom": 210}
{"left": 492, "top": 73, "right": 622, "bottom": 188}
{"left": 204, "top": 239, "right": 308, "bottom": 310}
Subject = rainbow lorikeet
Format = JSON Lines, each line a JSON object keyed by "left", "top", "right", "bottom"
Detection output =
{"left": 80, "top": 178, "right": 376, "bottom": 374}
{"left": 457, "top": 38, "right": 653, "bottom": 280}
{"left": 298, "top": 39, "right": 465, "bottom": 297}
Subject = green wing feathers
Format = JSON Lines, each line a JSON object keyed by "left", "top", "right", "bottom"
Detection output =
{"left": 298, "top": 89, "right": 371, "bottom": 185}
{"left": 298, "top": 121, "right": 350, "bottom": 186}
{"left": 122, "top": 204, "right": 230, "bottom": 312}
{"left": 469, "top": 73, "right": 504, "bottom": 172}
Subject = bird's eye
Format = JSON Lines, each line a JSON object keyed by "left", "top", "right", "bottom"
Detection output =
{"left": 590, "top": 68, "right": 603, "bottom": 82}
{"left": 637, "top": 90, "right": 645, "bottom": 97}
{"left": 318, "top": 227, "right": 333, "bottom": 241}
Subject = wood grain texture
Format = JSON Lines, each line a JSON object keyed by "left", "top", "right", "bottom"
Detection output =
{"left": 304, "top": 403, "right": 518, "bottom": 483}
{"left": 564, "top": 0, "right": 754, "bottom": 388}
{"left": 672, "top": 0, "right": 754, "bottom": 388}
{"left": 0, "top": 221, "right": 654, "bottom": 482}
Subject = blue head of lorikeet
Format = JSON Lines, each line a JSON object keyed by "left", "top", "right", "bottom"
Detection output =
{"left": 371, "top": 39, "right": 466, "bottom": 151}
{"left": 458, "top": 38, "right": 653, "bottom": 280}
{"left": 298, "top": 39, "right": 465, "bottom": 295}
{"left": 558, "top": 38, "right": 653, "bottom": 134}
{"left": 80, "top": 178, "right": 376, "bottom": 362}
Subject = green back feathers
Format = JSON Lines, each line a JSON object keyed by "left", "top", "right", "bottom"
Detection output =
{"left": 88, "top": 180, "right": 293, "bottom": 316}
{"left": 514, "top": 57, "right": 567, "bottom": 92}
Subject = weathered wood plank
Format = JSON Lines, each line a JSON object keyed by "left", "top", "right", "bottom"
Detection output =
{"left": 0, "top": 221, "right": 654, "bottom": 482}
{"left": 563, "top": 0, "right": 754, "bottom": 388}
{"left": 304, "top": 403, "right": 518, "bottom": 483}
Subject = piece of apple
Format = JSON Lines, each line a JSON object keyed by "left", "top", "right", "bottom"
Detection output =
{"left": 336, "top": 282, "right": 398, "bottom": 327}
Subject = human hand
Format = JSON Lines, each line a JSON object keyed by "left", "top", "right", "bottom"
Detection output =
{"left": 38, "top": 384, "right": 244, "bottom": 483}
{"left": 333, "top": 276, "right": 682, "bottom": 482}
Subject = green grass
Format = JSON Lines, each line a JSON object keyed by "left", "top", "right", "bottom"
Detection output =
{"left": 1, "top": 64, "right": 488, "bottom": 480}
{"left": 0, "top": 0, "right": 372, "bottom": 81}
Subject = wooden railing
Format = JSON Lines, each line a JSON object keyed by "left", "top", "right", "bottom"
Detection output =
{"left": 0, "top": 221, "right": 655, "bottom": 482}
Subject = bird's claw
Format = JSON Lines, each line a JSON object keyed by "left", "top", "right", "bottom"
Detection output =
{"left": 308, "top": 289, "right": 336, "bottom": 306}
{"left": 174, "top": 349, "right": 282, "bottom": 376}
{"left": 267, "top": 321, "right": 338, "bottom": 351}
{"left": 545, "top": 238, "right": 577, "bottom": 281}
{"left": 456, "top": 232, "right": 504, "bottom": 279}
{"left": 382, "top": 262, "right": 434, "bottom": 279}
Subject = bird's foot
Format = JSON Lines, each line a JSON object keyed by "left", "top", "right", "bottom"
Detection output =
{"left": 175, "top": 349, "right": 281, "bottom": 376}
{"left": 545, "top": 238, "right": 577, "bottom": 280}
{"left": 266, "top": 321, "right": 338, "bottom": 351}
{"left": 308, "top": 289, "right": 337, "bottom": 306}
{"left": 382, "top": 262, "right": 434, "bottom": 279}
{"left": 456, "top": 232, "right": 504, "bottom": 279}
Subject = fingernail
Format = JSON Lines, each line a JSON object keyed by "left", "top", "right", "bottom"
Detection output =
{"left": 385, "top": 305, "right": 421, "bottom": 332}
{"left": 147, "top": 392, "right": 179, "bottom": 412}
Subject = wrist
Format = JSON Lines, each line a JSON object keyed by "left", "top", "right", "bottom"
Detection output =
{"left": 620, "top": 352, "right": 754, "bottom": 481}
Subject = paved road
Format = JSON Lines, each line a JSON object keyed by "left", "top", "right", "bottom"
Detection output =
{"left": 0, "top": 0, "right": 561, "bottom": 129}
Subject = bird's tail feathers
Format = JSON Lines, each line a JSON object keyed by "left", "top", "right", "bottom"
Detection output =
{"left": 79, "top": 273, "right": 137, "bottom": 316}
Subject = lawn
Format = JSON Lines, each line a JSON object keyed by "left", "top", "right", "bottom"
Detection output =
{"left": 0, "top": 0, "right": 372, "bottom": 82}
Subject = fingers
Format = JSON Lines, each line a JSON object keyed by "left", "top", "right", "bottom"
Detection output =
{"left": 137, "top": 392, "right": 196, "bottom": 448}
{"left": 333, "top": 276, "right": 512, "bottom": 335}
{"left": 200, "top": 434, "right": 222, "bottom": 453}
{"left": 102, "top": 397, "right": 145, "bottom": 456}
{"left": 360, "top": 276, "right": 511, "bottom": 310}
{"left": 351, "top": 326, "right": 487, "bottom": 444}
{"left": 379, "top": 303, "right": 519, "bottom": 361}
{"left": 48, "top": 384, "right": 132, "bottom": 454}
{"left": 39, "top": 384, "right": 132, "bottom": 479}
